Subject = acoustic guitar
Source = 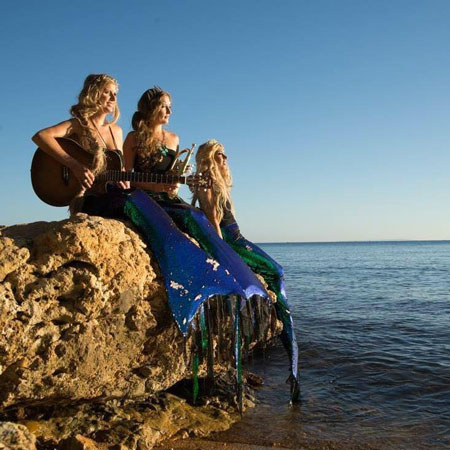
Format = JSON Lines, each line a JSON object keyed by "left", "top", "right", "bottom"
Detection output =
{"left": 31, "top": 137, "right": 210, "bottom": 207}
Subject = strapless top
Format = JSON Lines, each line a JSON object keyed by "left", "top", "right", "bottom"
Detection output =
{"left": 134, "top": 146, "right": 177, "bottom": 174}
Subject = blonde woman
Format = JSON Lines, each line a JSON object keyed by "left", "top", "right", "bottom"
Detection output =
{"left": 32, "top": 73, "right": 127, "bottom": 214}
{"left": 192, "top": 140, "right": 234, "bottom": 238}
{"left": 193, "top": 140, "right": 300, "bottom": 401}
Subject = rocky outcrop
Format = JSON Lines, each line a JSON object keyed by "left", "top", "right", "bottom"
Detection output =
{"left": 0, "top": 214, "right": 190, "bottom": 410}
{"left": 0, "top": 214, "right": 276, "bottom": 448}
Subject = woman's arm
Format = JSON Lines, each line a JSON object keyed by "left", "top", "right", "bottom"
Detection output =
{"left": 123, "top": 131, "right": 150, "bottom": 190}
{"left": 197, "top": 188, "right": 223, "bottom": 238}
{"left": 32, "top": 119, "right": 95, "bottom": 188}
{"left": 123, "top": 131, "right": 136, "bottom": 171}
{"left": 110, "top": 124, "right": 129, "bottom": 189}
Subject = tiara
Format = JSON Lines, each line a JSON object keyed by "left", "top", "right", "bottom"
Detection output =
{"left": 86, "top": 74, "right": 118, "bottom": 90}
{"left": 145, "top": 86, "right": 164, "bottom": 102}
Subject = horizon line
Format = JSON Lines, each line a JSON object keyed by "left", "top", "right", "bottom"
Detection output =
{"left": 258, "top": 239, "right": 450, "bottom": 245}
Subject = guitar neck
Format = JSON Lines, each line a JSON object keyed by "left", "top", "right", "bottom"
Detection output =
{"left": 97, "top": 170, "right": 188, "bottom": 185}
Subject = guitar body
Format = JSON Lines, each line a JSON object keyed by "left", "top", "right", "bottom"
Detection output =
{"left": 31, "top": 137, "right": 123, "bottom": 207}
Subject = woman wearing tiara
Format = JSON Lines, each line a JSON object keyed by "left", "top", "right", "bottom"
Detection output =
{"left": 123, "top": 86, "right": 180, "bottom": 197}
{"left": 122, "top": 87, "right": 291, "bottom": 401}
{"left": 122, "top": 86, "right": 271, "bottom": 335}
{"left": 123, "top": 89, "right": 299, "bottom": 400}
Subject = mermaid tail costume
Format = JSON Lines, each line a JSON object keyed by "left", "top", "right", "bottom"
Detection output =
{"left": 126, "top": 191, "right": 299, "bottom": 402}
{"left": 124, "top": 190, "right": 269, "bottom": 334}
{"left": 221, "top": 222, "right": 300, "bottom": 401}
{"left": 82, "top": 146, "right": 300, "bottom": 402}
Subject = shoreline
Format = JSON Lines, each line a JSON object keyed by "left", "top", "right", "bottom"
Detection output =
{"left": 157, "top": 436, "right": 376, "bottom": 449}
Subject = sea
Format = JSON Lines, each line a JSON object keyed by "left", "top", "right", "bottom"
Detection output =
{"left": 209, "top": 241, "right": 450, "bottom": 449}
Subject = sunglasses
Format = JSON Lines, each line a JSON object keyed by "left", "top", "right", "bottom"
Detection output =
{"left": 216, "top": 152, "right": 228, "bottom": 160}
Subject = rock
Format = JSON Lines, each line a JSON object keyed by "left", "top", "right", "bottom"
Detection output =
{"left": 24, "top": 387, "right": 248, "bottom": 449}
{"left": 0, "top": 214, "right": 190, "bottom": 410}
{"left": 0, "top": 214, "right": 280, "bottom": 448}
{"left": 0, "top": 421, "right": 36, "bottom": 450}
{"left": 58, "top": 434, "right": 108, "bottom": 449}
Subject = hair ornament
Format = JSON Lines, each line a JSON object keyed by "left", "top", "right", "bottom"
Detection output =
{"left": 145, "top": 86, "right": 164, "bottom": 102}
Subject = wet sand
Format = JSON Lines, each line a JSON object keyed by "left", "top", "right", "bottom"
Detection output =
{"left": 155, "top": 440, "right": 291, "bottom": 449}
{"left": 156, "top": 437, "right": 375, "bottom": 449}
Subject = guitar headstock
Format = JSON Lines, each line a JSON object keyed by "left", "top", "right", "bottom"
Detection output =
{"left": 186, "top": 173, "right": 212, "bottom": 189}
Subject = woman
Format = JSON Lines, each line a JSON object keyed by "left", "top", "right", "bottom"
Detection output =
{"left": 123, "top": 86, "right": 180, "bottom": 196}
{"left": 191, "top": 140, "right": 234, "bottom": 238}
{"left": 122, "top": 87, "right": 270, "bottom": 334}
{"left": 193, "top": 140, "right": 287, "bottom": 297}
{"left": 193, "top": 140, "right": 300, "bottom": 402}
{"left": 122, "top": 88, "right": 291, "bottom": 404}
{"left": 32, "top": 73, "right": 127, "bottom": 212}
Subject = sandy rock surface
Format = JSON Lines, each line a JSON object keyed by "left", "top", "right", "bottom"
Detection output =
{"left": 0, "top": 215, "right": 275, "bottom": 449}
{"left": 0, "top": 421, "right": 36, "bottom": 450}
{"left": 0, "top": 214, "right": 190, "bottom": 411}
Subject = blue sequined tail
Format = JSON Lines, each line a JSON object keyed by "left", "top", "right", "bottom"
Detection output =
{"left": 124, "top": 190, "right": 268, "bottom": 335}
{"left": 123, "top": 190, "right": 298, "bottom": 402}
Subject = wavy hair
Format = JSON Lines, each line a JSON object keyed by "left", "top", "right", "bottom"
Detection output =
{"left": 194, "top": 140, "right": 234, "bottom": 222}
{"left": 70, "top": 74, "right": 120, "bottom": 174}
{"left": 131, "top": 86, "right": 170, "bottom": 158}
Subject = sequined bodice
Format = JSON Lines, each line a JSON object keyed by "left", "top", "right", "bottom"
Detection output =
{"left": 134, "top": 146, "right": 177, "bottom": 174}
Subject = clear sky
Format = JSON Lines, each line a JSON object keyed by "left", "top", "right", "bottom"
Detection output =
{"left": 1, "top": 0, "right": 449, "bottom": 242}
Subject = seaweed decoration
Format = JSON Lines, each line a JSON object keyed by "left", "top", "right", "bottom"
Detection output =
{"left": 205, "top": 301, "right": 215, "bottom": 388}
{"left": 234, "top": 296, "right": 243, "bottom": 415}
{"left": 192, "top": 352, "right": 199, "bottom": 405}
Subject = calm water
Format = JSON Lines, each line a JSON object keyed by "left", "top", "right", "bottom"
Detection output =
{"left": 212, "top": 241, "right": 450, "bottom": 449}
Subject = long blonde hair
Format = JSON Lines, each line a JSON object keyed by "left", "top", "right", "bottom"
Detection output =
{"left": 194, "top": 140, "right": 234, "bottom": 222}
{"left": 70, "top": 74, "right": 120, "bottom": 175}
{"left": 131, "top": 86, "right": 171, "bottom": 158}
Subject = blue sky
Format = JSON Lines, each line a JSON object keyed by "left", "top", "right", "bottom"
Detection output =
{"left": 1, "top": 0, "right": 449, "bottom": 242}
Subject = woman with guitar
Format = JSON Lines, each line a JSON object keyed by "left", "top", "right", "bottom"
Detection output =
{"left": 192, "top": 140, "right": 300, "bottom": 402}
{"left": 31, "top": 81, "right": 268, "bottom": 334}
{"left": 32, "top": 73, "right": 127, "bottom": 212}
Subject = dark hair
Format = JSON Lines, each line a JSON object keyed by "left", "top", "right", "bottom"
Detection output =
{"left": 131, "top": 86, "right": 171, "bottom": 156}
{"left": 131, "top": 86, "right": 166, "bottom": 130}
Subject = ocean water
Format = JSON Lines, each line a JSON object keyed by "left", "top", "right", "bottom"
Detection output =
{"left": 210, "top": 241, "right": 450, "bottom": 449}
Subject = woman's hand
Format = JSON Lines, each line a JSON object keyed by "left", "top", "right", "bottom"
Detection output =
{"left": 117, "top": 181, "right": 130, "bottom": 189}
{"left": 70, "top": 161, "right": 95, "bottom": 189}
{"left": 165, "top": 182, "right": 179, "bottom": 195}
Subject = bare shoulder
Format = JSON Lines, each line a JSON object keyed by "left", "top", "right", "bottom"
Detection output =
{"left": 124, "top": 130, "right": 137, "bottom": 142}
{"left": 110, "top": 122, "right": 123, "bottom": 134}
{"left": 123, "top": 131, "right": 138, "bottom": 151}
{"left": 164, "top": 130, "right": 179, "bottom": 148}
{"left": 165, "top": 130, "right": 178, "bottom": 139}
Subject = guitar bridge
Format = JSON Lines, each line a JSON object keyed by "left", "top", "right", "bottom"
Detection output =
{"left": 62, "top": 166, "right": 70, "bottom": 185}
